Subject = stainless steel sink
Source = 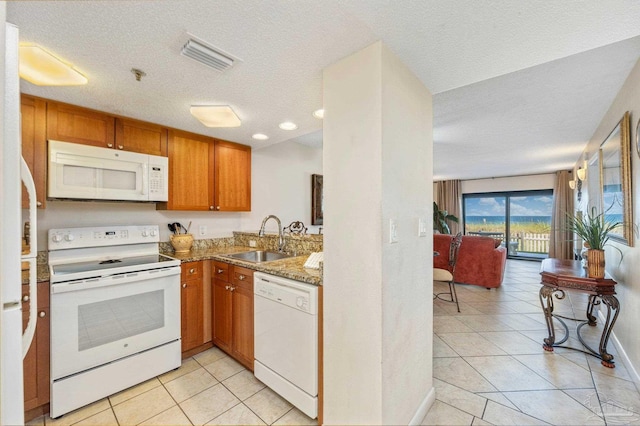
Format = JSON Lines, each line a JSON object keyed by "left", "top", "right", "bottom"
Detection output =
{"left": 224, "top": 250, "right": 292, "bottom": 263}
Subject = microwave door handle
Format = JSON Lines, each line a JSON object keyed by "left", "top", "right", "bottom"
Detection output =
{"left": 142, "top": 163, "right": 148, "bottom": 196}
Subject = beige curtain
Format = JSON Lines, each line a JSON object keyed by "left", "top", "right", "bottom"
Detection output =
{"left": 548, "top": 170, "right": 575, "bottom": 259}
{"left": 435, "top": 180, "right": 462, "bottom": 235}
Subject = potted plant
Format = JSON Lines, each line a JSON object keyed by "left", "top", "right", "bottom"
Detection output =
{"left": 433, "top": 202, "right": 459, "bottom": 235}
{"left": 565, "top": 207, "right": 622, "bottom": 278}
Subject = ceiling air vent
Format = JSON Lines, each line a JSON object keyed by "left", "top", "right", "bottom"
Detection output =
{"left": 181, "top": 38, "right": 234, "bottom": 72}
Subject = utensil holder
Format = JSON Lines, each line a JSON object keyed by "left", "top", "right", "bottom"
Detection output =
{"left": 170, "top": 234, "right": 194, "bottom": 253}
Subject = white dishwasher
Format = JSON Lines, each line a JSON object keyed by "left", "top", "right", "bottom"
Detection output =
{"left": 253, "top": 272, "right": 318, "bottom": 419}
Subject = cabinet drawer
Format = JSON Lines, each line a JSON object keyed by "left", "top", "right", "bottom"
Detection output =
{"left": 212, "top": 261, "right": 230, "bottom": 283}
{"left": 232, "top": 266, "right": 253, "bottom": 290}
{"left": 181, "top": 261, "right": 203, "bottom": 281}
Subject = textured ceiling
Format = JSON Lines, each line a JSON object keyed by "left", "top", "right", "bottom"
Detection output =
{"left": 7, "top": 1, "right": 640, "bottom": 180}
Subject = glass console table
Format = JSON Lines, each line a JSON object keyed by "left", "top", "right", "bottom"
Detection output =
{"left": 539, "top": 258, "right": 619, "bottom": 368}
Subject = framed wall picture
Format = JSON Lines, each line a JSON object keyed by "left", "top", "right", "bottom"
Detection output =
{"left": 311, "top": 174, "right": 323, "bottom": 225}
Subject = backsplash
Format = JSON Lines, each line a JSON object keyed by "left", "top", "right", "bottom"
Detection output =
{"left": 158, "top": 236, "right": 236, "bottom": 253}
{"left": 233, "top": 232, "right": 323, "bottom": 255}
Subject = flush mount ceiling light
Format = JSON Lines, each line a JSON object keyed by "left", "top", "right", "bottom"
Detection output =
{"left": 313, "top": 109, "right": 324, "bottom": 119}
{"left": 190, "top": 105, "right": 241, "bottom": 127}
{"left": 252, "top": 133, "right": 269, "bottom": 140}
{"left": 279, "top": 121, "right": 298, "bottom": 130}
{"left": 181, "top": 37, "right": 235, "bottom": 72}
{"left": 19, "top": 44, "right": 88, "bottom": 86}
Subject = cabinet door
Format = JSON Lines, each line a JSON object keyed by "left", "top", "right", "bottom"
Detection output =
{"left": 164, "top": 130, "right": 215, "bottom": 210}
{"left": 115, "top": 118, "right": 168, "bottom": 156}
{"left": 212, "top": 279, "right": 232, "bottom": 353}
{"left": 46, "top": 102, "right": 115, "bottom": 148}
{"left": 214, "top": 140, "right": 251, "bottom": 211}
{"left": 231, "top": 274, "right": 254, "bottom": 370}
{"left": 181, "top": 262, "right": 203, "bottom": 353}
{"left": 22, "top": 282, "right": 50, "bottom": 411}
{"left": 20, "top": 95, "right": 47, "bottom": 209}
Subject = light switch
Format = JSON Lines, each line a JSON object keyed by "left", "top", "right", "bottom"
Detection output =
{"left": 199, "top": 225, "right": 207, "bottom": 236}
{"left": 390, "top": 219, "right": 398, "bottom": 244}
{"left": 418, "top": 218, "right": 427, "bottom": 237}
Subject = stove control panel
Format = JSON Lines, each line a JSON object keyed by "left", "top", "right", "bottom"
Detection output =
{"left": 49, "top": 225, "right": 160, "bottom": 250}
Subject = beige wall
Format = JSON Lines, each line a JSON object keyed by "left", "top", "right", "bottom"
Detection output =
{"left": 578, "top": 57, "right": 640, "bottom": 384}
{"left": 323, "top": 41, "right": 433, "bottom": 424}
{"left": 461, "top": 173, "right": 555, "bottom": 194}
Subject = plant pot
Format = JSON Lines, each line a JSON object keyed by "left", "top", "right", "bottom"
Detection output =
{"left": 170, "top": 234, "right": 194, "bottom": 253}
{"left": 587, "top": 249, "right": 605, "bottom": 279}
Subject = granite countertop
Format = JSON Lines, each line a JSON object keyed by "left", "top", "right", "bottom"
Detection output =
{"left": 163, "top": 245, "right": 322, "bottom": 286}
{"left": 28, "top": 246, "right": 322, "bottom": 286}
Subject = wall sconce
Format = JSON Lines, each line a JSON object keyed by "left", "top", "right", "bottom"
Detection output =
{"left": 569, "top": 179, "right": 576, "bottom": 190}
{"left": 576, "top": 167, "right": 586, "bottom": 181}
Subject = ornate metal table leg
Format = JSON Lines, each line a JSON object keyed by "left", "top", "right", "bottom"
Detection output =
{"left": 586, "top": 294, "right": 598, "bottom": 326}
{"left": 598, "top": 295, "right": 620, "bottom": 368}
{"left": 539, "top": 286, "right": 557, "bottom": 351}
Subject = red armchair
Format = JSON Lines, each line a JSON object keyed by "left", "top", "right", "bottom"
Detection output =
{"left": 434, "top": 234, "right": 507, "bottom": 289}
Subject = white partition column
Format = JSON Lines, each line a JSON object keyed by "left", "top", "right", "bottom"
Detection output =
{"left": 323, "top": 41, "right": 434, "bottom": 424}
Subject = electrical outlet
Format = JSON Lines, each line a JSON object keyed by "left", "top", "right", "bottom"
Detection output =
{"left": 390, "top": 219, "right": 398, "bottom": 244}
{"left": 249, "top": 240, "right": 257, "bottom": 247}
{"left": 199, "top": 225, "right": 207, "bottom": 236}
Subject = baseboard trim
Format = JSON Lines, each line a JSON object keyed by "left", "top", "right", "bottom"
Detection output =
{"left": 598, "top": 310, "right": 640, "bottom": 385}
{"left": 408, "top": 386, "right": 436, "bottom": 425}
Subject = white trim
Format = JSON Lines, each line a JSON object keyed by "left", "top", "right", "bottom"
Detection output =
{"left": 408, "top": 386, "right": 436, "bottom": 425}
{"left": 598, "top": 310, "right": 640, "bottom": 386}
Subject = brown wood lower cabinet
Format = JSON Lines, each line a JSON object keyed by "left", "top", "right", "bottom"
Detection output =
{"left": 211, "top": 261, "right": 254, "bottom": 370}
{"left": 22, "top": 281, "right": 50, "bottom": 422}
{"left": 181, "top": 261, "right": 204, "bottom": 353}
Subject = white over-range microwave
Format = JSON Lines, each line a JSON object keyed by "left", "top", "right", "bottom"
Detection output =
{"left": 48, "top": 140, "right": 169, "bottom": 202}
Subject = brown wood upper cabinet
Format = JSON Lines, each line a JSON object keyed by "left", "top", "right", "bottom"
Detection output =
{"left": 160, "top": 131, "right": 251, "bottom": 211}
{"left": 214, "top": 139, "right": 251, "bottom": 212}
{"left": 47, "top": 102, "right": 115, "bottom": 149}
{"left": 115, "top": 118, "right": 167, "bottom": 156}
{"left": 20, "top": 95, "right": 47, "bottom": 209}
{"left": 46, "top": 101, "right": 168, "bottom": 156}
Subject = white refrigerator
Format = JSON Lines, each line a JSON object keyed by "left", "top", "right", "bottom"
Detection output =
{"left": 1, "top": 21, "right": 38, "bottom": 426}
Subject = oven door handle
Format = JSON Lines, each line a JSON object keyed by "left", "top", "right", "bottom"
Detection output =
{"left": 51, "top": 266, "right": 181, "bottom": 294}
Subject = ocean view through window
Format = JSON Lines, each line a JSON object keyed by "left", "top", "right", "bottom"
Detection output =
{"left": 463, "top": 190, "right": 553, "bottom": 259}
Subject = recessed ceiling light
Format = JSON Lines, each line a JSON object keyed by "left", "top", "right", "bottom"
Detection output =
{"left": 313, "top": 109, "right": 324, "bottom": 119}
{"left": 252, "top": 133, "right": 269, "bottom": 140}
{"left": 19, "top": 44, "right": 88, "bottom": 86}
{"left": 190, "top": 105, "right": 241, "bottom": 127}
{"left": 279, "top": 121, "right": 298, "bottom": 130}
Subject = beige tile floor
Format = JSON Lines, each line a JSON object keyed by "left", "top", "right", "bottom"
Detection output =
{"left": 28, "top": 259, "right": 640, "bottom": 425}
{"left": 28, "top": 346, "right": 317, "bottom": 425}
{"left": 425, "top": 259, "right": 640, "bottom": 426}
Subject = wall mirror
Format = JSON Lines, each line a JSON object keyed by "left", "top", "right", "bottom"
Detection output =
{"left": 599, "top": 111, "right": 633, "bottom": 246}
{"left": 311, "top": 174, "right": 323, "bottom": 225}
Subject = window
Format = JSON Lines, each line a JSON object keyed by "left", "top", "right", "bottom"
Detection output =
{"left": 463, "top": 190, "right": 553, "bottom": 259}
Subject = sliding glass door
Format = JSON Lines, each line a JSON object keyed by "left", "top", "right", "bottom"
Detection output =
{"left": 463, "top": 190, "right": 553, "bottom": 259}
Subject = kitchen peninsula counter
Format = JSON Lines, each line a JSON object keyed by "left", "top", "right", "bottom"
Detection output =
{"left": 162, "top": 246, "right": 322, "bottom": 286}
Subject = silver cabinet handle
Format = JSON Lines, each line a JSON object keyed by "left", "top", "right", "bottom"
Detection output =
{"left": 22, "top": 295, "right": 29, "bottom": 302}
{"left": 216, "top": 206, "right": 220, "bottom": 210}
{"left": 238, "top": 274, "right": 245, "bottom": 281}
{"left": 39, "top": 311, "right": 45, "bottom": 318}
{"left": 230, "top": 286, "right": 235, "bottom": 292}
{"left": 209, "top": 206, "right": 214, "bottom": 210}
{"left": 217, "top": 269, "right": 224, "bottom": 274}
{"left": 36, "top": 201, "right": 42, "bottom": 207}
{"left": 182, "top": 283, "right": 187, "bottom": 288}
{"left": 107, "top": 143, "right": 113, "bottom": 148}
{"left": 225, "top": 285, "right": 230, "bottom": 290}
{"left": 189, "top": 268, "right": 196, "bottom": 274}
{"left": 118, "top": 145, "right": 124, "bottom": 150}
